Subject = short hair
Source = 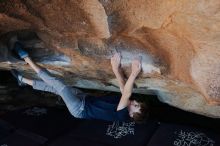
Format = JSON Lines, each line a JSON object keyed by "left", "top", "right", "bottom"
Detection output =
{"left": 129, "top": 95, "right": 149, "bottom": 124}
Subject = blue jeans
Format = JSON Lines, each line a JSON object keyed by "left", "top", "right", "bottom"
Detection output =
{"left": 32, "top": 69, "right": 86, "bottom": 118}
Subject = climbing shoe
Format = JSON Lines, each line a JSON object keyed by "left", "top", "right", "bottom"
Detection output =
{"left": 11, "top": 69, "right": 27, "bottom": 86}
{"left": 13, "top": 42, "right": 29, "bottom": 59}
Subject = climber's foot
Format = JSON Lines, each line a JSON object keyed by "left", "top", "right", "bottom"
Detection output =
{"left": 11, "top": 69, "right": 27, "bottom": 86}
{"left": 13, "top": 42, "right": 29, "bottom": 59}
{"left": 9, "top": 36, "right": 29, "bottom": 59}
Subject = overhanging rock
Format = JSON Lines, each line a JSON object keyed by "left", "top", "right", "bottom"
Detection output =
{"left": 0, "top": 0, "right": 220, "bottom": 118}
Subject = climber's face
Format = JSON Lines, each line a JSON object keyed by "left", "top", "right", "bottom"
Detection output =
{"left": 128, "top": 100, "right": 141, "bottom": 118}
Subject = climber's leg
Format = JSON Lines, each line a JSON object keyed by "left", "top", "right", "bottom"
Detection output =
{"left": 32, "top": 80, "right": 59, "bottom": 95}
{"left": 11, "top": 39, "right": 85, "bottom": 118}
{"left": 34, "top": 69, "right": 85, "bottom": 118}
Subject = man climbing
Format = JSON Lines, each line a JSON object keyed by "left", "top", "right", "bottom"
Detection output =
{"left": 10, "top": 37, "right": 148, "bottom": 122}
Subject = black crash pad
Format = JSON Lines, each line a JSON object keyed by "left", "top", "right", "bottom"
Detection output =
{"left": 49, "top": 119, "right": 159, "bottom": 146}
{"left": 1, "top": 107, "right": 80, "bottom": 140}
{"left": 147, "top": 123, "right": 220, "bottom": 146}
{"left": 0, "top": 119, "right": 14, "bottom": 140}
{"left": 0, "top": 129, "right": 47, "bottom": 146}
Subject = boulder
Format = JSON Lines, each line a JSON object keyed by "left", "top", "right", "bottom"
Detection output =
{"left": 0, "top": 0, "right": 220, "bottom": 118}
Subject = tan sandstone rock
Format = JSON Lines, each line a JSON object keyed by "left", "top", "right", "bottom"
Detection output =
{"left": 0, "top": 0, "right": 220, "bottom": 118}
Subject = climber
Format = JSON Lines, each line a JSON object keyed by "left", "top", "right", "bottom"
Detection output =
{"left": 9, "top": 37, "right": 148, "bottom": 123}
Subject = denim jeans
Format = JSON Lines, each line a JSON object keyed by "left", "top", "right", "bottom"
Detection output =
{"left": 32, "top": 69, "right": 86, "bottom": 118}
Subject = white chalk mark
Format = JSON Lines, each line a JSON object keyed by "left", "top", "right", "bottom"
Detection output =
{"left": 106, "top": 121, "right": 135, "bottom": 139}
{"left": 173, "top": 130, "right": 215, "bottom": 146}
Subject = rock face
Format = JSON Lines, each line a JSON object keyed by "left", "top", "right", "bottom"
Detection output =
{"left": 0, "top": 0, "right": 220, "bottom": 118}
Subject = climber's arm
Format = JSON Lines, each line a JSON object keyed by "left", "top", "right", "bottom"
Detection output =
{"left": 111, "top": 53, "right": 126, "bottom": 93}
{"left": 117, "top": 58, "right": 141, "bottom": 111}
{"left": 113, "top": 69, "right": 126, "bottom": 93}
